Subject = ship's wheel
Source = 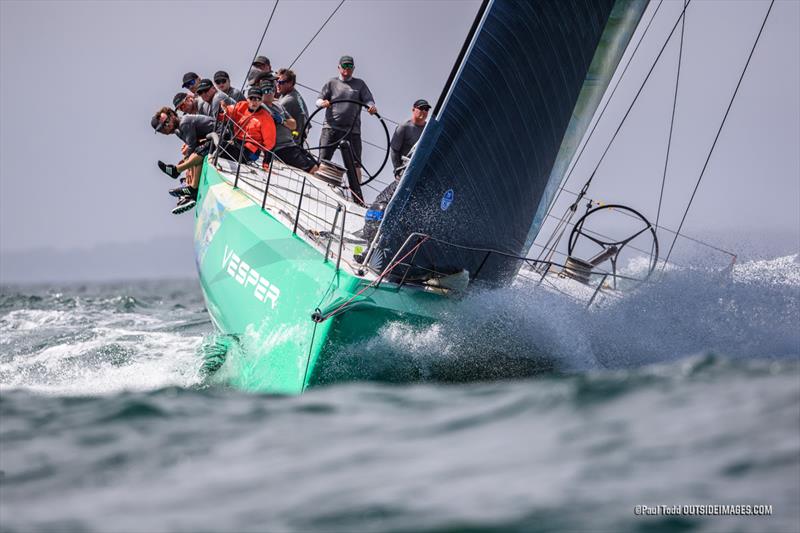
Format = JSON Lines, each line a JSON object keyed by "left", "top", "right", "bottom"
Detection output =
{"left": 567, "top": 204, "right": 659, "bottom": 288}
{"left": 301, "top": 99, "right": 390, "bottom": 187}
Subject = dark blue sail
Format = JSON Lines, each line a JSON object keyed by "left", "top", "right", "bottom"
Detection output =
{"left": 373, "top": 0, "right": 648, "bottom": 284}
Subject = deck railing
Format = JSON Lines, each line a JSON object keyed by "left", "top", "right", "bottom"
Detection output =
{"left": 373, "top": 232, "right": 641, "bottom": 307}
{"left": 208, "top": 115, "right": 357, "bottom": 271}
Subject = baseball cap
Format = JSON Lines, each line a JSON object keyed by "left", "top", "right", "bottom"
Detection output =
{"left": 213, "top": 70, "right": 229, "bottom": 82}
{"left": 181, "top": 72, "right": 199, "bottom": 88}
{"left": 196, "top": 78, "right": 214, "bottom": 93}
{"left": 173, "top": 92, "right": 189, "bottom": 109}
{"left": 413, "top": 99, "right": 431, "bottom": 110}
{"left": 252, "top": 55, "right": 270, "bottom": 67}
{"left": 247, "top": 86, "right": 264, "bottom": 98}
{"left": 339, "top": 55, "right": 354, "bottom": 66}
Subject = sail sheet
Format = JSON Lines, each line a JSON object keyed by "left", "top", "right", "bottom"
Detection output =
{"left": 374, "top": 0, "right": 648, "bottom": 284}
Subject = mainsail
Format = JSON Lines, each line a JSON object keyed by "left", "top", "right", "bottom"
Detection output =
{"left": 373, "top": 0, "right": 649, "bottom": 284}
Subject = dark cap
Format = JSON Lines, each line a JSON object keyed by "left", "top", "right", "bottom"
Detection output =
{"left": 339, "top": 55, "right": 354, "bottom": 66}
{"left": 259, "top": 78, "right": 275, "bottom": 93}
{"left": 252, "top": 70, "right": 275, "bottom": 84}
{"left": 151, "top": 115, "right": 166, "bottom": 133}
{"left": 196, "top": 78, "right": 214, "bottom": 93}
{"left": 173, "top": 92, "right": 189, "bottom": 109}
{"left": 252, "top": 55, "right": 270, "bottom": 67}
{"left": 181, "top": 72, "right": 199, "bottom": 88}
{"left": 413, "top": 98, "right": 431, "bottom": 110}
{"left": 247, "top": 86, "right": 264, "bottom": 98}
{"left": 213, "top": 70, "right": 229, "bottom": 82}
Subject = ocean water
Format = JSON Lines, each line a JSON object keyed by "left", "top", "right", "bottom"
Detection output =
{"left": 1, "top": 256, "right": 799, "bottom": 532}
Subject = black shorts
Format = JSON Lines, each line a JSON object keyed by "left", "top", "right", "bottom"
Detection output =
{"left": 218, "top": 139, "right": 258, "bottom": 163}
{"left": 318, "top": 129, "right": 362, "bottom": 167}
{"left": 274, "top": 145, "right": 317, "bottom": 172}
{"left": 193, "top": 142, "right": 211, "bottom": 157}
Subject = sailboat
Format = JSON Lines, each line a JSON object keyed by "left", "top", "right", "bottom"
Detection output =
{"left": 191, "top": 0, "right": 764, "bottom": 393}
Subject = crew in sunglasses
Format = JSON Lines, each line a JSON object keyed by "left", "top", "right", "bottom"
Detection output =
{"left": 195, "top": 78, "right": 235, "bottom": 120}
{"left": 213, "top": 70, "right": 245, "bottom": 103}
{"left": 276, "top": 68, "right": 309, "bottom": 141}
{"left": 315, "top": 55, "right": 378, "bottom": 184}
{"left": 180, "top": 72, "right": 211, "bottom": 116}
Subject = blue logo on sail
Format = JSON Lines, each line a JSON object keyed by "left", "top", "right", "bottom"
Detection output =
{"left": 441, "top": 189, "right": 454, "bottom": 211}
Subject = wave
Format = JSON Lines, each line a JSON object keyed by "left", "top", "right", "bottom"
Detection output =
{"left": 1, "top": 256, "right": 797, "bottom": 394}
{"left": 319, "top": 255, "right": 800, "bottom": 383}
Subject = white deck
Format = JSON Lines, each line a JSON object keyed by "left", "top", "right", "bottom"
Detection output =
{"left": 213, "top": 158, "right": 376, "bottom": 279}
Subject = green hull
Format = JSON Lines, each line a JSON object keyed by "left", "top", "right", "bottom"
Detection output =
{"left": 193, "top": 160, "right": 445, "bottom": 394}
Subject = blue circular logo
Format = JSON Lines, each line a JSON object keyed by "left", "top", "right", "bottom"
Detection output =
{"left": 440, "top": 189, "right": 454, "bottom": 211}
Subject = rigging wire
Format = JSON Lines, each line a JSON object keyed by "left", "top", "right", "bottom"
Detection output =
{"left": 287, "top": 0, "right": 346, "bottom": 69}
{"left": 554, "top": 187, "right": 736, "bottom": 259}
{"left": 661, "top": 0, "right": 775, "bottom": 272}
{"left": 239, "top": 0, "right": 280, "bottom": 93}
{"left": 577, "top": 0, "right": 692, "bottom": 197}
{"left": 653, "top": 0, "right": 687, "bottom": 243}
{"left": 536, "top": 0, "right": 690, "bottom": 269}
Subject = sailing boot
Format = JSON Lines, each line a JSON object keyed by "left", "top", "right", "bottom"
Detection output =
{"left": 158, "top": 160, "right": 182, "bottom": 179}
{"left": 168, "top": 185, "right": 194, "bottom": 198}
{"left": 171, "top": 194, "right": 196, "bottom": 215}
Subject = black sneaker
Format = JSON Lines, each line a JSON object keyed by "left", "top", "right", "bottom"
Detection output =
{"left": 168, "top": 185, "right": 194, "bottom": 198}
{"left": 171, "top": 195, "right": 196, "bottom": 215}
{"left": 158, "top": 160, "right": 181, "bottom": 179}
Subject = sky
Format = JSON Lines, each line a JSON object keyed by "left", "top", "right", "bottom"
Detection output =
{"left": 0, "top": 0, "right": 798, "bottom": 274}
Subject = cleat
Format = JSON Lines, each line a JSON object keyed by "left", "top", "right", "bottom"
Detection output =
{"left": 168, "top": 185, "right": 194, "bottom": 198}
{"left": 171, "top": 196, "right": 196, "bottom": 215}
{"left": 158, "top": 160, "right": 181, "bottom": 179}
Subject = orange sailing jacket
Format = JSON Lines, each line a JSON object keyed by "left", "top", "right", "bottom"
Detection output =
{"left": 222, "top": 102, "right": 276, "bottom": 154}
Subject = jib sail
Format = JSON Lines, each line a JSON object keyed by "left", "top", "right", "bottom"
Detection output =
{"left": 373, "top": 0, "right": 648, "bottom": 284}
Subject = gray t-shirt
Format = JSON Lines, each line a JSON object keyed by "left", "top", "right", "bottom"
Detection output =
{"left": 278, "top": 88, "right": 308, "bottom": 142}
{"left": 223, "top": 85, "right": 246, "bottom": 102}
{"left": 177, "top": 114, "right": 215, "bottom": 152}
{"left": 317, "top": 76, "right": 375, "bottom": 134}
{"left": 210, "top": 90, "right": 235, "bottom": 118}
{"left": 390, "top": 120, "right": 424, "bottom": 170}
{"left": 265, "top": 101, "right": 295, "bottom": 149}
{"left": 196, "top": 97, "right": 212, "bottom": 117}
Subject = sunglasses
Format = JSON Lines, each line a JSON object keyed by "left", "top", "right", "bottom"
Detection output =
{"left": 214, "top": 78, "right": 228, "bottom": 84}
{"left": 340, "top": 63, "right": 354, "bottom": 69}
{"left": 247, "top": 95, "right": 261, "bottom": 101}
{"left": 182, "top": 78, "right": 197, "bottom": 89}
{"left": 276, "top": 79, "right": 289, "bottom": 84}
{"left": 197, "top": 88, "right": 210, "bottom": 96}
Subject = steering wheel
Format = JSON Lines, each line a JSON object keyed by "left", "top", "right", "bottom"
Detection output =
{"left": 568, "top": 204, "right": 659, "bottom": 282}
{"left": 301, "top": 98, "right": 390, "bottom": 186}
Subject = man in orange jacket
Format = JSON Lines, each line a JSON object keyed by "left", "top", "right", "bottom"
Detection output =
{"left": 218, "top": 86, "right": 276, "bottom": 164}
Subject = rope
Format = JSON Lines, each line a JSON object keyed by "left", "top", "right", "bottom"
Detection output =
{"left": 654, "top": 0, "right": 687, "bottom": 236}
{"left": 302, "top": 321, "right": 318, "bottom": 390}
{"left": 239, "top": 1, "right": 280, "bottom": 93}
{"left": 287, "top": 0, "right": 346, "bottom": 69}
{"left": 662, "top": 0, "right": 775, "bottom": 271}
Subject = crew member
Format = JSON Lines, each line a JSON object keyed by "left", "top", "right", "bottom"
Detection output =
{"left": 151, "top": 107, "right": 215, "bottom": 214}
{"left": 277, "top": 68, "right": 309, "bottom": 141}
{"left": 316, "top": 55, "right": 377, "bottom": 178}
{"left": 218, "top": 86, "right": 276, "bottom": 163}
{"left": 213, "top": 70, "right": 245, "bottom": 102}
{"left": 390, "top": 99, "right": 430, "bottom": 177}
